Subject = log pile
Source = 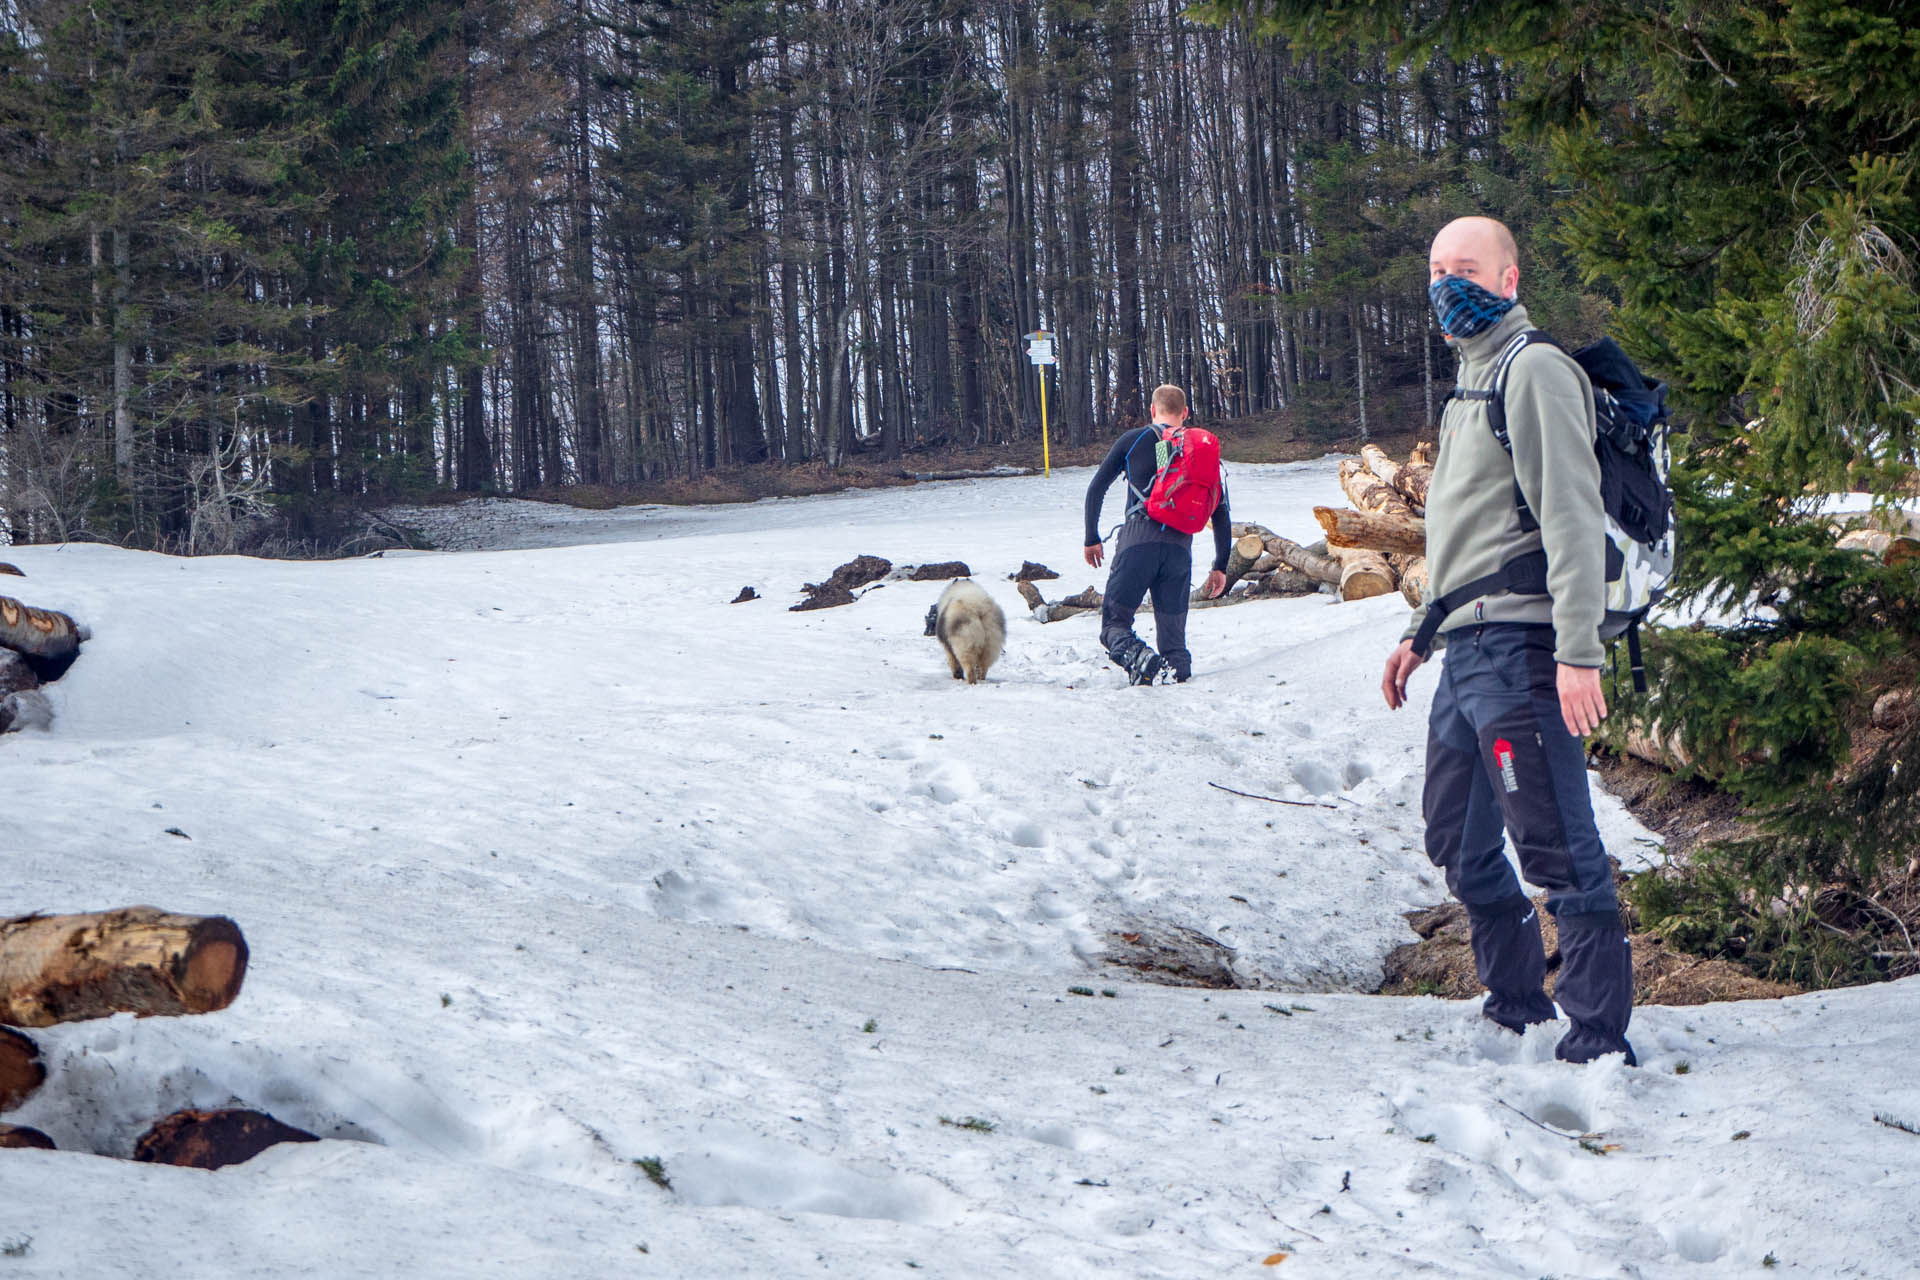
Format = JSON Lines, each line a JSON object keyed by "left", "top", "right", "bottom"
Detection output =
{"left": 1295, "top": 442, "right": 1437, "bottom": 605}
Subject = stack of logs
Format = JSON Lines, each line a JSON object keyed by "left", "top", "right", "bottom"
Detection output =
{"left": 1293, "top": 442, "right": 1435, "bottom": 605}
{"left": 0, "top": 564, "right": 84, "bottom": 734}
{"left": 0, "top": 908, "right": 311, "bottom": 1168}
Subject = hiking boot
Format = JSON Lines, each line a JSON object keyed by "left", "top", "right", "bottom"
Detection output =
{"left": 1125, "top": 644, "right": 1164, "bottom": 686}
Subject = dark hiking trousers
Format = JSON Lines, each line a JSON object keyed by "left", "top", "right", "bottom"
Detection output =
{"left": 1100, "top": 541, "right": 1191, "bottom": 680}
{"left": 1423, "top": 623, "right": 1635, "bottom": 1063}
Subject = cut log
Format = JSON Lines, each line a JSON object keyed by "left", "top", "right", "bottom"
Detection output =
{"left": 0, "top": 596, "right": 81, "bottom": 663}
{"left": 1360, "top": 443, "right": 1400, "bottom": 489}
{"left": 1339, "top": 459, "right": 1417, "bottom": 520}
{"left": 1409, "top": 441, "right": 1434, "bottom": 466}
{"left": 1620, "top": 721, "right": 1692, "bottom": 770}
{"left": 0, "top": 1029, "right": 42, "bottom": 1111}
{"left": 0, "top": 909, "right": 248, "bottom": 1028}
{"left": 1246, "top": 569, "right": 1321, "bottom": 598}
{"left": 1015, "top": 579, "right": 1047, "bottom": 611}
{"left": 1330, "top": 545, "right": 1396, "bottom": 601}
{"left": 134, "top": 1108, "right": 318, "bottom": 1170}
{"left": 0, "top": 1123, "right": 54, "bottom": 1150}
{"left": 0, "top": 650, "right": 37, "bottom": 697}
{"left": 1264, "top": 536, "right": 1341, "bottom": 586}
{"left": 1313, "top": 507, "right": 1427, "bottom": 557}
{"left": 1230, "top": 521, "right": 1279, "bottom": 544}
{"left": 1222, "top": 535, "right": 1265, "bottom": 592}
{"left": 1399, "top": 556, "right": 1430, "bottom": 608}
{"left": 1873, "top": 689, "right": 1916, "bottom": 731}
{"left": 1392, "top": 461, "right": 1433, "bottom": 513}
{"left": 1837, "top": 528, "right": 1920, "bottom": 566}
{"left": 0, "top": 564, "right": 21, "bottom": 578}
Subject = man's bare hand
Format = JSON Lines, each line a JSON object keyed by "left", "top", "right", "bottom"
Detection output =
{"left": 1557, "top": 663, "right": 1608, "bottom": 737}
{"left": 1381, "top": 639, "right": 1425, "bottom": 710}
{"left": 1202, "top": 569, "right": 1227, "bottom": 599}
{"left": 1084, "top": 543, "right": 1105, "bottom": 569}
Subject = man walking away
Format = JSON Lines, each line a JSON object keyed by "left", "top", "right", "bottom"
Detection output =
{"left": 1083, "top": 385, "right": 1230, "bottom": 685}
{"left": 1381, "top": 216, "right": 1636, "bottom": 1065}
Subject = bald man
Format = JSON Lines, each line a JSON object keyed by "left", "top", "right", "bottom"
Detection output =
{"left": 1381, "top": 215, "right": 1635, "bottom": 1066}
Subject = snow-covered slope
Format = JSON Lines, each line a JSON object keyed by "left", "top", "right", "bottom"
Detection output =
{"left": 2, "top": 459, "right": 1913, "bottom": 1278}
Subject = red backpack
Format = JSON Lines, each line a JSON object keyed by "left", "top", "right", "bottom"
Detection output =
{"left": 1130, "top": 425, "right": 1222, "bottom": 535}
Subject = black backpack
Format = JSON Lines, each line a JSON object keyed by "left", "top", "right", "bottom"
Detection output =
{"left": 1411, "top": 330, "right": 1677, "bottom": 691}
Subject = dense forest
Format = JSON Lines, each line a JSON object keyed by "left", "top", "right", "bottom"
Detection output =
{"left": 0, "top": 0, "right": 1598, "bottom": 550}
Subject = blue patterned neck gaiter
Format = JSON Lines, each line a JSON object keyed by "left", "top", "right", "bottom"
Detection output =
{"left": 1428, "top": 274, "right": 1515, "bottom": 339}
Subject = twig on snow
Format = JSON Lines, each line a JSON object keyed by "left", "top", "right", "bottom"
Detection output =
{"left": 1496, "top": 1098, "right": 1601, "bottom": 1142}
{"left": 1208, "top": 781, "right": 1338, "bottom": 810}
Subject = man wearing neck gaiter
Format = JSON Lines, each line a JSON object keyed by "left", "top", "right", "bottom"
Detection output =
{"left": 1380, "top": 215, "right": 1636, "bottom": 1066}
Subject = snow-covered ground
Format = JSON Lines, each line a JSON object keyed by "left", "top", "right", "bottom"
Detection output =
{"left": 3, "top": 459, "right": 1915, "bottom": 1278}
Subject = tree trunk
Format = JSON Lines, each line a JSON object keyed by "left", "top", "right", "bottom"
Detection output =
{"left": 0, "top": 909, "right": 248, "bottom": 1028}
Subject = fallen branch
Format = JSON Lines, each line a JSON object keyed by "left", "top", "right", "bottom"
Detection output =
{"left": 1497, "top": 1099, "right": 1601, "bottom": 1142}
{"left": 1208, "top": 781, "right": 1338, "bottom": 810}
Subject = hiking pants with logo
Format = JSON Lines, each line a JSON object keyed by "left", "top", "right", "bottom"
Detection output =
{"left": 1423, "top": 622, "right": 1634, "bottom": 1063}
{"left": 1100, "top": 539, "right": 1191, "bottom": 679}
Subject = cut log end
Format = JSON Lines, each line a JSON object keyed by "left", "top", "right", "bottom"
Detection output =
{"left": 0, "top": 1123, "right": 54, "bottom": 1150}
{"left": 180, "top": 928, "right": 247, "bottom": 1014}
{"left": 0, "top": 1029, "right": 43, "bottom": 1112}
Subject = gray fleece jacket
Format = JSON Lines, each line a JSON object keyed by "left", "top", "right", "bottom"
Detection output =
{"left": 1401, "top": 304, "right": 1606, "bottom": 667}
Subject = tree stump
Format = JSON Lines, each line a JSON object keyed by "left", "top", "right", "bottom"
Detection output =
{"left": 0, "top": 909, "right": 248, "bottom": 1028}
{"left": 0, "top": 1029, "right": 43, "bottom": 1111}
{"left": 134, "top": 1109, "right": 318, "bottom": 1170}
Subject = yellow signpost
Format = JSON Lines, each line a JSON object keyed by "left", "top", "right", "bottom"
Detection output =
{"left": 1025, "top": 331, "right": 1056, "bottom": 476}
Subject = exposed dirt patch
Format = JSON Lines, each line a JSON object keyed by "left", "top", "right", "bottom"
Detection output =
{"left": 1378, "top": 897, "right": 1799, "bottom": 1006}
{"left": 791, "top": 555, "right": 893, "bottom": 611}
{"left": 1588, "top": 749, "right": 1757, "bottom": 861}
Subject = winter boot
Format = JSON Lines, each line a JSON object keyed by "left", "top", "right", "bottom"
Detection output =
{"left": 1552, "top": 909, "right": 1637, "bottom": 1066}
{"left": 1465, "top": 893, "right": 1556, "bottom": 1033}
{"left": 1108, "top": 634, "right": 1165, "bottom": 686}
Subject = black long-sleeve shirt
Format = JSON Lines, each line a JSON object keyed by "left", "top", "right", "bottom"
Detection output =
{"left": 1083, "top": 426, "right": 1232, "bottom": 572}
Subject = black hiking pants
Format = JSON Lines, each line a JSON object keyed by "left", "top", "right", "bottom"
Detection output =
{"left": 1100, "top": 541, "right": 1191, "bottom": 679}
{"left": 1423, "top": 623, "right": 1635, "bottom": 1063}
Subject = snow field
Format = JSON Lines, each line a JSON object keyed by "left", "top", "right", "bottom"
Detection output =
{"left": 0, "top": 458, "right": 1912, "bottom": 1277}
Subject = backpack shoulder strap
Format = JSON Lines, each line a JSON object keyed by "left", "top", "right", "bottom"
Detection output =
{"left": 1123, "top": 424, "right": 1163, "bottom": 515}
{"left": 1445, "top": 328, "right": 1553, "bottom": 533}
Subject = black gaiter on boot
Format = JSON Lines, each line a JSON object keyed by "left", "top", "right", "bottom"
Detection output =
{"left": 1553, "top": 909, "right": 1637, "bottom": 1066}
{"left": 1465, "top": 893, "right": 1556, "bottom": 1032}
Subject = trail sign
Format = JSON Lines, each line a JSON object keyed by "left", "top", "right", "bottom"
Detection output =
{"left": 1025, "top": 331, "right": 1055, "bottom": 474}
{"left": 1025, "top": 331, "right": 1056, "bottom": 366}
